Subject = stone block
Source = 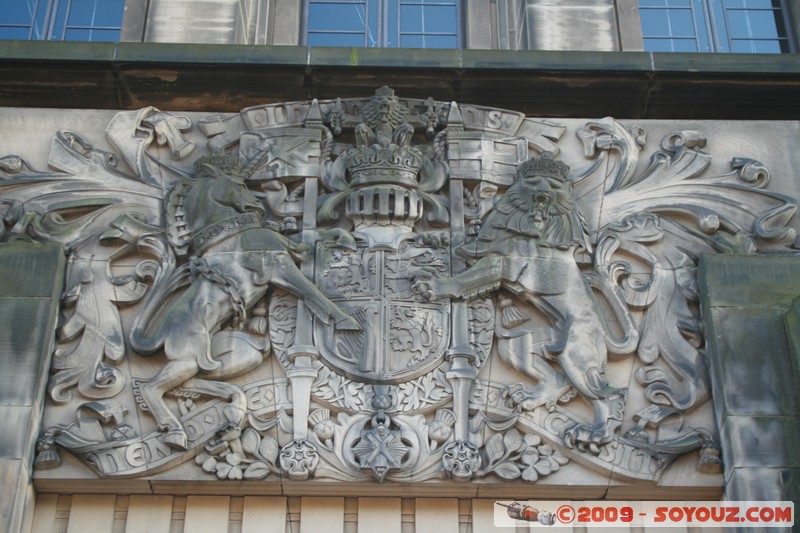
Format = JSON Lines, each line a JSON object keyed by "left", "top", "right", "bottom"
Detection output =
{"left": 65, "top": 494, "right": 116, "bottom": 533}
{"left": 720, "top": 416, "right": 800, "bottom": 480}
{"left": 183, "top": 496, "right": 230, "bottom": 533}
{"left": 300, "top": 497, "right": 344, "bottom": 533}
{"left": 0, "top": 405, "right": 39, "bottom": 462}
{"left": 126, "top": 495, "right": 173, "bottom": 533}
{"left": 0, "top": 298, "right": 60, "bottom": 408}
{"left": 705, "top": 306, "right": 798, "bottom": 423}
{"left": 783, "top": 297, "right": 800, "bottom": 383}
{"left": 0, "top": 243, "right": 64, "bottom": 299}
{"left": 0, "top": 458, "right": 32, "bottom": 533}
{"left": 724, "top": 467, "right": 800, "bottom": 503}
{"left": 415, "top": 498, "right": 459, "bottom": 533}
{"left": 30, "top": 493, "right": 58, "bottom": 533}
{"left": 357, "top": 498, "right": 401, "bottom": 533}
{"left": 700, "top": 254, "right": 800, "bottom": 309}
{"left": 241, "top": 496, "right": 287, "bottom": 533}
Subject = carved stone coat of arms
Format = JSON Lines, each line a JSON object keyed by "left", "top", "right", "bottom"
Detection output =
{"left": 2, "top": 87, "right": 796, "bottom": 491}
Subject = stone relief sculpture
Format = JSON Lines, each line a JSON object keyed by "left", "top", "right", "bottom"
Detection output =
{"left": 1, "top": 87, "right": 796, "bottom": 487}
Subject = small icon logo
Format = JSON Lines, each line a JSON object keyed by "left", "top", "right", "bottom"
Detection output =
{"left": 496, "top": 502, "right": 556, "bottom": 525}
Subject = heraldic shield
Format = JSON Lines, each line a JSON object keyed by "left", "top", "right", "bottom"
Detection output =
{"left": 315, "top": 241, "right": 451, "bottom": 384}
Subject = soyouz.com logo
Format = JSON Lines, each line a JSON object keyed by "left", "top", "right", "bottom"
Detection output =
{"left": 494, "top": 501, "right": 794, "bottom": 528}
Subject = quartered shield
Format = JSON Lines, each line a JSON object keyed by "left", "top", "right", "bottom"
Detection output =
{"left": 314, "top": 240, "right": 451, "bottom": 384}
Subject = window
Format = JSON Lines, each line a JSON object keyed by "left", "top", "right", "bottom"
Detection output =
{"left": 0, "top": 0, "right": 125, "bottom": 42}
{"left": 639, "top": 0, "right": 792, "bottom": 53}
{"left": 306, "top": 0, "right": 460, "bottom": 48}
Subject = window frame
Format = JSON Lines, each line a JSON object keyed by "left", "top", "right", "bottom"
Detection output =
{"left": 639, "top": 0, "right": 795, "bottom": 53}
{"left": 303, "top": 0, "right": 463, "bottom": 49}
{"left": 0, "top": 0, "right": 126, "bottom": 42}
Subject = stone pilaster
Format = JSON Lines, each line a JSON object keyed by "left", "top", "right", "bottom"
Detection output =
{"left": 0, "top": 243, "right": 64, "bottom": 533}
{"left": 699, "top": 254, "right": 800, "bottom": 510}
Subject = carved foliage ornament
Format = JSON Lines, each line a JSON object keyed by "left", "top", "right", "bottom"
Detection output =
{"left": 3, "top": 87, "right": 795, "bottom": 487}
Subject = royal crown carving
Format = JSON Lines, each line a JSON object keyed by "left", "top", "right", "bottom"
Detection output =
{"left": 2, "top": 88, "right": 797, "bottom": 494}
{"left": 346, "top": 143, "right": 425, "bottom": 188}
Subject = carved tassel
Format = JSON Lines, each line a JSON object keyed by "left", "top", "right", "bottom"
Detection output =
{"left": 499, "top": 297, "right": 529, "bottom": 328}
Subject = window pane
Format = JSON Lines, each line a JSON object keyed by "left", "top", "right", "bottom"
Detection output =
{"left": 64, "top": 28, "right": 120, "bottom": 41}
{"left": 644, "top": 37, "right": 700, "bottom": 51}
{"left": 0, "top": 0, "right": 37, "bottom": 25}
{"left": 66, "top": 0, "right": 125, "bottom": 27}
{"left": 670, "top": 37, "right": 700, "bottom": 51}
{"left": 400, "top": 5, "right": 457, "bottom": 34}
{"left": 308, "top": 32, "right": 366, "bottom": 46}
{"left": 667, "top": 9, "right": 696, "bottom": 37}
{"left": 641, "top": 10, "right": 672, "bottom": 36}
{"left": 727, "top": 9, "right": 781, "bottom": 39}
{"left": 726, "top": 0, "right": 780, "bottom": 8}
{"left": 640, "top": 0, "right": 691, "bottom": 6}
{"left": 400, "top": 33, "right": 457, "bottom": 47}
{"left": 730, "top": 38, "right": 783, "bottom": 52}
{"left": 0, "top": 27, "right": 32, "bottom": 40}
{"left": 309, "top": 2, "right": 368, "bottom": 32}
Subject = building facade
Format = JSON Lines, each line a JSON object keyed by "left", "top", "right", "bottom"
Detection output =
{"left": 1, "top": 1, "right": 799, "bottom": 532}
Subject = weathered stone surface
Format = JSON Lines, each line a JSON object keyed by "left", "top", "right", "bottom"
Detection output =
{"left": 704, "top": 306, "right": 798, "bottom": 423}
{"left": 0, "top": 244, "right": 64, "bottom": 298}
{"left": 700, "top": 254, "right": 800, "bottom": 309}
{"left": 784, "top": 296, "right": 800, "bottom": 389}
{"left": 0, "top": 298, "right": 63, "bottom": 410}
{"left": 4, "top": 96, "right": 800, "bottom": 499}
{"left": 0, "top": 406, "right": 39, "bottom": 461}
{"left": 0, "top": 459, "right": 34, "bottom": 533}
{"left": 701, "top": 254, "right": 800, "bottom": 504}
{"left": 0, "top": 244, "right": 64, "bottom": 533}
{"left": 720, "top": 416, "right": 800, "bottom": 479}
{"left": 724, "top": 467, "right": 800, "bottom": 502}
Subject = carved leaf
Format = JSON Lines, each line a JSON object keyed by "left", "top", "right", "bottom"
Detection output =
{"left": 533, "top": 459, "right": 553, "bottom": 476}
{"left": 484, "top": 433, "right": 507, "bottom": 464}
{"left": 524, "top": 434, "right": 542, "bottom": 447}
{"left": 343, "top": 382, "right": 362, "bottom": 411}
{"left": 258, "top": 435, "right": 280, "bottom": 464}
{"left": 521, "top": 465, "right": 539, "bottom": 483}
{"left": 241, "top": 428, "right": 261, "bottom": 457}
{"left": 201, "top": 457, "right": 217, "bottom": 473}
{"left": 493, "top": 462, "right": 521, "bottom": 480}
{"left": 244, "top": 462, "right": 270, "bottom": 480}
{"left": 503, "top": 428, "right": 524, "bottom": 452}
{"left": 551, "top": 450, "right": 569, "bottom": 466}
{"left": 215, "top": 462, "right": 231, "bottom": 479}
{"left": 521, "top": 450, "right": 540, "bottom": 465}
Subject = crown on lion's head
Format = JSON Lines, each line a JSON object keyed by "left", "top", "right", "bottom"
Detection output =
{"left": 517, "top": 152, "right": 570, "bottom": 181}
